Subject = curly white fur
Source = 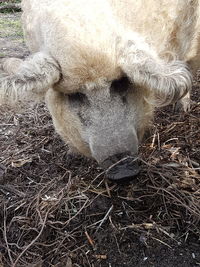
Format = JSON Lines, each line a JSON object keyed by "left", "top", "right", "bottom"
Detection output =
{"left": 0, "top": 52, "right": 60, "bottom": 104}
{"left": 118, "top": 35, "right": 192, "bottom": 106}
{"left": 0, "top": 0, "right": 198, "bottom": 107}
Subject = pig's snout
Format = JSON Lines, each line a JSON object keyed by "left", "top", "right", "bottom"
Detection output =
{"left": 101, "top": 153, "right": 140, "bottom": 182}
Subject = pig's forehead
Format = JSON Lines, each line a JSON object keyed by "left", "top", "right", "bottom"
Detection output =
{"left": 55, "top": 46, "right": 124, "bottom": 93}
{"left": 55, "top": 66, "right": 123, "bottom": 94}
{"left": 69, "top": 55, "right": 122, "bottom": 84}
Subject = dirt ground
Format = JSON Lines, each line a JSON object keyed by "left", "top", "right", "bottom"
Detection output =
{"left": 0, "top": 11, "right": 200, "bottom": 267}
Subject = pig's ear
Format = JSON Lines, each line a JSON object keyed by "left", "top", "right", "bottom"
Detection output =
{"left": 119, "top": 39, "right": 192, "bottom": 106}
{"left": 0, "top": 52, "right": 60, "bottom": 105}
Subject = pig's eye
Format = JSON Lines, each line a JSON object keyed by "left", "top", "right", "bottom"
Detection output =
{"left": 110, "top": 76, "right": 130, "bottom": 95}
{"left": 68, "top": 92, "right": 89, "bottom": 105}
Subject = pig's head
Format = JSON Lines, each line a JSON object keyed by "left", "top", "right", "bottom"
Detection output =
{"left": 46, "top": 74, "right": 151, "bottom": 181}
{"left": 0, "top": 34, "right": 192, "bottom": 181}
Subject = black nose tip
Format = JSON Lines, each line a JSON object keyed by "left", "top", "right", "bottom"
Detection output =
{"left": 101, "top": 153, "right": 140, "bottom": 182}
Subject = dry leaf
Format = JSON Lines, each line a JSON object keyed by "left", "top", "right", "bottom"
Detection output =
{"left": 11, "top": 158, "right": 32, "bottom": 168}
{"left": 163, "top": 162, "right": 181, "bottom": 168}
{"left": 178, "top": 177, "right": 196, "bottom": 190}
{"left": 95, "top": 255, "right": 107, "bottom": 260}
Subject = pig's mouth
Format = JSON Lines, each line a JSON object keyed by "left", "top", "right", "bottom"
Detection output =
{"left": 101, "top": 152, "right": 140, "bottom": 182}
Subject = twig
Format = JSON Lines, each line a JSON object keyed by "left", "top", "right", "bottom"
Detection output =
{"left": 151, "top": 236, "right": 172, "bottom": 249}
{"left": 0, "top": 185, "right": 26, "bottom": 197}
{"left": 3, "top": 204, "right": 14, "bottom": 266}
{"left": 150, "top": 132, "right": 156, "bottom": 148}
{"left": 12, "top": 210, "right": 49, "bottom": 267}
{"left": 85, "top": 231, "right": 95, "bottom": 249}
{"left": 95, "top": 205, "right": 113, "bottom": 233}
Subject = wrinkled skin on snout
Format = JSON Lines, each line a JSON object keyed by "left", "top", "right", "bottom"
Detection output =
{"left": 46, "top": 77, "right": 153, "bottom": 181}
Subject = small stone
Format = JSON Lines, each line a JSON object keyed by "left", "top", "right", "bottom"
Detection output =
{"left": 192, "top": 253, "right": 196, "bottom": 259}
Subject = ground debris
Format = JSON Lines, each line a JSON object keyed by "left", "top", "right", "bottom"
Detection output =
{"left": 0, "top": 96, "right": 199, "bottom": 266}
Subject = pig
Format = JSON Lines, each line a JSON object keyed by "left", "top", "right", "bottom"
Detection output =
{"left": 1, "top": 0, "right": 197, "bottom": 181}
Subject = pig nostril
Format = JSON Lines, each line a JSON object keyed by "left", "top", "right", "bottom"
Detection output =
{"left": 101, "top": 153, "right": 140, "bottom": 182}
{"left": 101, "top": 152, "right": 132, "bottom": 168}
{"left": 107, "top": 159, "right": 139, "bottom": 182}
